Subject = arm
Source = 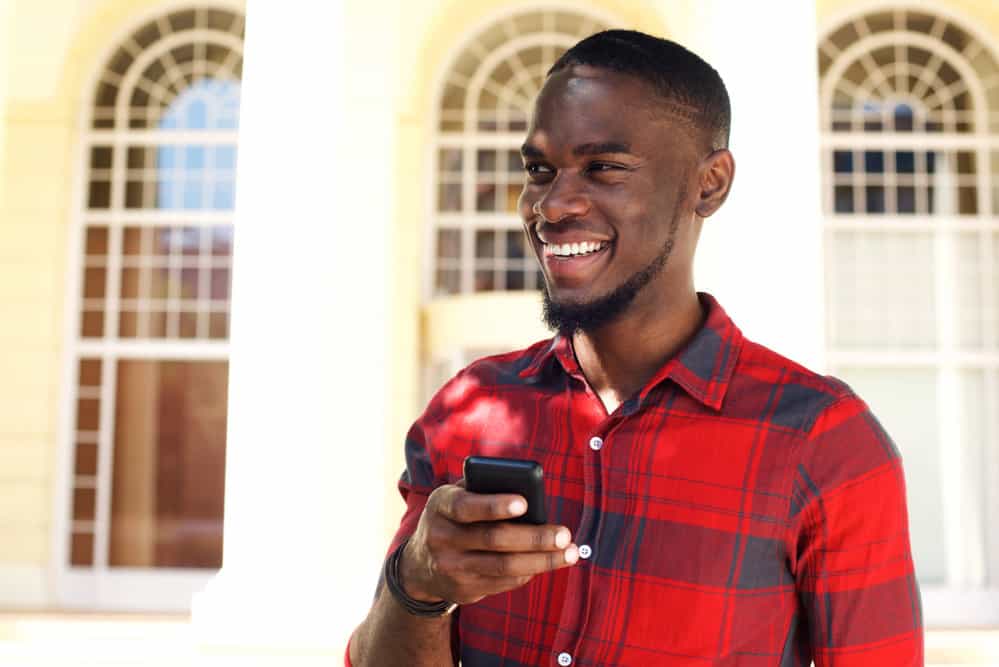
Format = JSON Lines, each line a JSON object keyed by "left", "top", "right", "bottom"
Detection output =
{"left": 794, "top": 396, "right": 924, "bottom": 666}
{"left": 347, "top": 489, "right": 456, "bottom": 667}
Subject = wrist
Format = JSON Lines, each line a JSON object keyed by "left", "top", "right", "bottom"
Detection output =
{"left": 383, "top": 538, "right": 457, "bottom": 617}
{"left": 397, "top": 539, "right": 444, "bottom": 604}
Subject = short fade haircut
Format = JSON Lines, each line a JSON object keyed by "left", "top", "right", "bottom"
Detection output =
{"left": 548, "top": 30, "right": 731, "bottom": 150}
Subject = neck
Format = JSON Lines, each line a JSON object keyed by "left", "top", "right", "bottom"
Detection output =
{"left": 570, "top": 281, "right": 704, "bottom": 412}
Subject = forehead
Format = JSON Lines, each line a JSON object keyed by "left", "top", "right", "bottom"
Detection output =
{"left": 528, "top": 65, "right": 699, "bottom": 152}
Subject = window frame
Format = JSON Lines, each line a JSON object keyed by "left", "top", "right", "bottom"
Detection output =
{"left": 54, "top": 3, "right": 245, "bottom": 612}
{"left": 818, "top": 4, "right": 999, "bottom": 626}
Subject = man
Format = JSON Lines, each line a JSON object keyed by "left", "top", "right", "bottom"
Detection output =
{"left": 349, "top": 30, "right": 923, "bottom": 666}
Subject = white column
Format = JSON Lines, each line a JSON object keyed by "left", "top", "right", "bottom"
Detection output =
{"left": 193, "top": 0, "right": 398, "bottom": 654}
{"left": 673, "top": 1, "right": 825, "bottom": 371}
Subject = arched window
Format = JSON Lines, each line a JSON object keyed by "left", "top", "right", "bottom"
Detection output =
{"left": 819, "top": 8, "right": 999, "bottom": 607}
{"left": 430, "top": 9, "right": 612, "bottom": 297}
{"left": 63, "top": 7, "right": 243, "bottom": 605}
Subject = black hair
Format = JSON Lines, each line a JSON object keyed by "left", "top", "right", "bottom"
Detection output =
{"left": 548, "top": 30, "right": 731, "bottom": 149}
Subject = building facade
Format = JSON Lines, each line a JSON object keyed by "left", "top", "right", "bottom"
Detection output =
{"left": 0, "top": 0, "right": 997, "bottom": 636}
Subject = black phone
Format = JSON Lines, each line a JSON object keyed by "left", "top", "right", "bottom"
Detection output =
{"left": 463, "top": 456, "right": 547, "bottom": 525}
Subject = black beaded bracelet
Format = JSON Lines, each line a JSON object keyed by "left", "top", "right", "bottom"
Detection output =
{"left": 384, "top": 538, "right": 458, "bottom": 617}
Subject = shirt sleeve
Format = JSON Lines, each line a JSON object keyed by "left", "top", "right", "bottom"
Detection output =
{"left": 792, "top": 394, "right": 924, "bottom": 666}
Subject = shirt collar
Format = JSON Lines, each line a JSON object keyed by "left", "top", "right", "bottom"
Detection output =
{"left": 517, "top": 292, "right": 743, "bottom": 411}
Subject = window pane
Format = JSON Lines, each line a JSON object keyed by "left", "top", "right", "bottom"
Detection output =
{"left": 864, "top": 150, "right": 884, "bottom": 173}
{"left": 439, "top": 148, "right": 462, "bottom": 174}
{"left": 476, "top": 150, "right": 495, "bottom": 173}
{"left": 830, "top": 231, "right": 936, "bottom": 348}
{"left": 475, "top": 270, "right": 495, "bottom": 291}
{"left": 71, "top": 532, "right": 94, "bottom": 566}
{"left": 435, "top": 269, "right": 460, "bottom": 296}
{"left": 506, "top": 230, "right": 527, "bottom": 259}
{"left": 475, "top": 231, "right": 495, "bottom": 259}
{"left": 506, "top": 270, "right": 526, "bottom": 290}
{"left": 436, "top": 229, "right": 460, "bottom": 260}
{"left": 110, "top": 360, "right": 228, "bottom": 568}
{"left": 833, "top": 185, "right": 854, "bottom": 213}
{"left": 833, "top": 150, "right": 853, "bottom": 173}
{"left": 864, "top": 185, "right": 885, "bottom": 213}
{"left": 956, "top": 234, "right": 983, "bottom": 348}
{"left": 74, "top": 443, "right": 98, "bottom": 476}
{"left": 960, "top": 370, "right": 989, "bottom": 582}
{"left": 476, "top": 183, "right": 496, "bottom": 211}
{"left": 834, "top": 367, "right": 945, "bottom": 584}
{"left": 896, "top": 151, "right": 915, "bottom": 174}
{"left": 438, "top": 183, "right": 461, "bottom": 211}
{"left": 896, "top": 186, "right": 916, "bottom": 214}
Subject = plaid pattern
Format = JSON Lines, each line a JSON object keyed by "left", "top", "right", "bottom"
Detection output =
{"left": 388, "top": 293, "right": 923, "bottom": 666}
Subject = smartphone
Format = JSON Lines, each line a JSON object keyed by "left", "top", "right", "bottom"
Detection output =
{"left": 463, "top": 456, "right": 547, "bottom": 525}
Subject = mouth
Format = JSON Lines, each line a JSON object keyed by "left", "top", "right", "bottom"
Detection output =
{"left": 536, "top": 233, "right": 613, "bottom": 286}
{"left": 542, "top": 240, "right": 610, "bottom": 259}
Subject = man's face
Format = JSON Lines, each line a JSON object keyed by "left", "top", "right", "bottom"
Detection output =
{"left": 518, "top": 65, "right": 707, "bottom": 332}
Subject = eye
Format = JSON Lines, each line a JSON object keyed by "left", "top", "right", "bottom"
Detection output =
{"left": 586, "top": 161, "right": 622, "bottom": 173}
{"left": 525, "top": 163, "right": 554, "bottom": 180}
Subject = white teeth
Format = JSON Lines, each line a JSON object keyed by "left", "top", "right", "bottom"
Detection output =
{"left": 548, "top": 240, "right": 607, "bottom": 257}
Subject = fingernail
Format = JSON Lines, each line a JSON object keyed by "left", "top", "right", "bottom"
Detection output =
{"left": 554, "top": 529, "right": 570, "bottom": 549}
{"left": 509, "top": 499, "right": 527, "bottom": 516}
{"left": 564, "top": 545, "right": 579, "bottom": 564}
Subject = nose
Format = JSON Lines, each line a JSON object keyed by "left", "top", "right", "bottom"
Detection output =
{"left": 534, "top": 172, "right": 591, "bottom": 223}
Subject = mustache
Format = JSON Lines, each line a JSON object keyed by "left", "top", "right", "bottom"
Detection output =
{"left": 533, "top": 220, "right": 605, "bottom": 240}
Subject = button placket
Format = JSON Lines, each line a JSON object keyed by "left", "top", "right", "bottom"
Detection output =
{"left": 557, "top": 651, "right": 573, "bottom": 666}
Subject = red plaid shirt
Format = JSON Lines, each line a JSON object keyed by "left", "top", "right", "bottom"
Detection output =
{"left": 365, "top": 293, "right": 923, "bottom": 666}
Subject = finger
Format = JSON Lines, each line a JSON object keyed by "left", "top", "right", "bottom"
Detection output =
{"left": 434, "top": 486, "right": 527, "bottom": 524}
{"left": 453, "top": 522, "right": 572, "bottom": 553}
{"left": 461, "top": 544, "right": 580, "bottom": 578}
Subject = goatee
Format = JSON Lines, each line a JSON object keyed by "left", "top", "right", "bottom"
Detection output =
{"left": 541, "top": 231, "right": 676, "bottom": 335}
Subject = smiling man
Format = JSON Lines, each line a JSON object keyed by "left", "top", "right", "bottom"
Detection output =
{"left": 348, "top": 30, "right": 923, "bottom": 666}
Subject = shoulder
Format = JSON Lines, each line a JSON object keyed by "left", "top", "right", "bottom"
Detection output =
{"left": 420, "top": 338, "right": 556, "bottom": 421}
{"left": 730, "top": 338, "right": 899, "bottom": 477}
{"left": 460, "top": 338, "right": 556, "bottom": 385}
{"left": 725, "top": 337, "right": 856, "bottom": 435}
{"left": 735, "top": 339, "right": 901, "bottom": 493}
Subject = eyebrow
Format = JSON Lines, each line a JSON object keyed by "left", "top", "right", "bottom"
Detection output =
{"left": 520, "top": 141, "right": 633, "bottom": 159}
{"left": 573, "top": 141, "right": 632, "bottom": 156}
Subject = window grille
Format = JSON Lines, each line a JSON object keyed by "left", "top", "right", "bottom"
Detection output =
{"left": 65, "top": 7, "right": 244, "bottom": 575}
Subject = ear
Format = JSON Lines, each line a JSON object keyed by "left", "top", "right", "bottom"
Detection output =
{"left": 694, "top": 149, "right": 735, "bottom": 218}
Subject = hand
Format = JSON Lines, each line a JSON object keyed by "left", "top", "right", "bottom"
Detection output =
{"left": 399, "top": 482, "right": 579, "bottom": 606}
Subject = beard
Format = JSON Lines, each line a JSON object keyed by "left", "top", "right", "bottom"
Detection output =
{"left": 541, "top": 221, "right": 679, "bottom": 336}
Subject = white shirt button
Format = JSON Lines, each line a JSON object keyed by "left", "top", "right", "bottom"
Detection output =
{"left": 557, "top": 652, "right": 572, "bottom": 666}
{"left": 589, "top": 436, "right": 603, "bottom": 451}
{"left": 578, "top": 544, "right": 592, "bottom": 560}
